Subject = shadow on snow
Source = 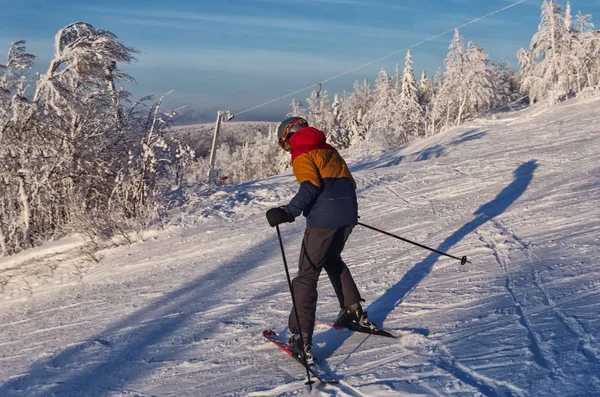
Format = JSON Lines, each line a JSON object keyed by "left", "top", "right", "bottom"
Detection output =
{"left": 0, "top": 231, "right": 289, "bottom": 396}
{"left": 318, "top": 160, "right": 539, "bottom": 379}
{"left": 350, "top": 129, "right": 487, "bottom": 172}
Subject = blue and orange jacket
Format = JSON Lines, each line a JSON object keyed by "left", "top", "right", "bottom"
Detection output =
{"left": 283, "top": 126, "right": 358, "bottom": 229}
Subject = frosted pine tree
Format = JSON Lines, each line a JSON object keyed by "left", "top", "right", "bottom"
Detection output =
{"left": 418, "top": 70, "right": 434, "bottom": 105}
{"left": 333, "top": 80, "right": 375, "bottom": 149}
{"left": 393, "top": 63, "right": 402, "bottom": 94}
{"left": 364, "top": 69, "right": 400, "bottom": 149}
{"left": 418, "top": 71, "right": 435, "bottom": 136}
{"left": 329, "top": 93, "right": 343, "bottom": 144}
{"left": 517, "top": 48, "right": 536, "bottom": 88}
{"left": 427, "top": 70, "right": 446, "bottom": 134}
{"left": 289, "top": 88, "right": 333, "bottom": 133}
{"left": 455, "top": 42, "right": 494, "bottom": 124}
{"left": 562, "top": 2, "right": 582, "bottom": 94}
{"left": 396, "top": 50, "right": 423, "bottom": 141}
{"left": 307, "top": 88, "right": 334, "bottom": 133}
{"left": 519, "top": 1, "right": 600, "bottom": 101}
{"left": 289, "top": 98, "right": 308, "bottom": 120}
{"left": 327, "top": 93, "right": 349, "bottom": 148}
{"left": 332, "top": 93, "right": 341, "bottom": 130}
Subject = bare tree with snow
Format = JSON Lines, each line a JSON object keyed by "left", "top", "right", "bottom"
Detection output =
{"left": 519, "top": 1, "right": 600, "bottom": 102}
{"left": 518, "top": 1, "right": 571, "bottom": 103}
{"left": 431, "top": 30, "right": 495, "bottom": 130}
{"left": 0, "top": 41, "right": 37, "bottom": 255}
{"left": 571, "top": 11, "right": 600, "bottom": 92}
{"left": 0, "top": 23, "right": 196, "bottom": 256}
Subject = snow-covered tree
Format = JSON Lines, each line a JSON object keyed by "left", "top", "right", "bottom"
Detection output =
{"left": 418, "top": 71, "right": 434, "bottom": 105}
{"left": 396, "top": 50, "right": 424, "bottom": 140}
{"left": 459, "top": 43, "right": 495, "bottom": 122}
{"left": 289, "top": 98, "right": 308, "bottom": 120}
{"left": 431, "top": 30, "right": 495, "bottom": 129}
{"left": 489, "top": 59, "right": 521, "bottom": 107}
{"left": 308, "top": 88, "right": 334, "bottom": 133}
{"left": 571, "top": 11, "right": 600, "bottom": 91}
{"left": 418, "top": 70, "right": 436, "bottom": 136}
{"left": 519, "top": 1, "right": 600, "bottom": 101}
{"left": 363, "top": 69, "right": 401, "bottom": 149}
{"left": 331, "top": 93, "right": 342, "bottom": 140}
{"left": 519, "top": 1, "right": 571, "bottom": 102}
{"left": 289, "top": 88, "right": 333, "bottom": 134}
{"left": 328, "top": 80, "right": 375, "bottom": 149}
{"left": 0, "top": 23, "right": 195, "bottom": 256}
{"left": 216, "top": 124, "right": 289, "bottom": 183}
{"left": 575, "top": 10, "right": 595, "bottom": 33}
{"left": 28, "top": 23, "right": 142, "bottom": 231}
{"left": 0, "top": 41, "right": 35, "bottom": 98}
{"left": 430, "top": 30, "right": 465, "bottom": 130}
{"left": 0, "top": 41, "right": 38, "bottom": 255}
{"left": 393, "top": 63, "right": 402, "bottom": 93}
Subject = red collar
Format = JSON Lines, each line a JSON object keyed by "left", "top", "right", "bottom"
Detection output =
{"left": 289, "top": 127, "right": 333, "bottom": 161}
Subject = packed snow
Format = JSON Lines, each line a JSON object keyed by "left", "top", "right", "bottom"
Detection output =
{"left": 1, "top": 96, "right": 599, "bottom": 396}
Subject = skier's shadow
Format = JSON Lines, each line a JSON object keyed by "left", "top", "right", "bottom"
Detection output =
{"left": 318, "top": 160, "right": 538, "bottom": 370}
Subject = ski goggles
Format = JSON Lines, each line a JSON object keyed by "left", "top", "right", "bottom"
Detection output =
{"left": 278, "top": 119, "right": 307, "bottom": 151}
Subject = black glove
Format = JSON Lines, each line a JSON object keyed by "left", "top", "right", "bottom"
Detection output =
{"left": 266, "top": 207, "right": 295, "bottom": 227}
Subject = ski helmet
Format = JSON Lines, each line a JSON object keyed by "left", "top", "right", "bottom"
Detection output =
{"left": 277, "top": 117, "right": 308, "bottom": 151}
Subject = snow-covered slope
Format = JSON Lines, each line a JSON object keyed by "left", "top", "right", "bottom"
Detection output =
{"left": 1, "top": 97, "right": 599, "bottom": 396}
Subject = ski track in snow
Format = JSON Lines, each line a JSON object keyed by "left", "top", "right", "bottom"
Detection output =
{"left": 489, "top": 218, "right": 600, "bottom": 365}
{"left": 475, "top": 225, "right": 553, "bottom": 371}
{"left": 1, "top": 97, "right": 600, "bottom": 396}
{"left": 434, "top": 342, "right": 527, "bottom": 397}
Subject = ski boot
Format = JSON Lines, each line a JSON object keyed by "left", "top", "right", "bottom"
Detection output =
{"left": 288, "top": 332, "right": 314, "bottom": 365}
{"left": 334, "top": 302, "right": 376, "bottom": 330}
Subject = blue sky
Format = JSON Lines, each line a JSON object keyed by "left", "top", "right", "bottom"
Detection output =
{"left": 1, "top": 0, "right": 599, "bottom": 123}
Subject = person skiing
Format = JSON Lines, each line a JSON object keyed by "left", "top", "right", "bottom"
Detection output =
{"left": 266, "top": 116, "right": 371, "bottom": 365}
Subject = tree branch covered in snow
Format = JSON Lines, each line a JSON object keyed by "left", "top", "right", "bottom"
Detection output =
{"left": 0, "top": 24, "right": 196, "bottom": 256}
{"left": 518, "top": 0, "right": 600, "bottom": 103}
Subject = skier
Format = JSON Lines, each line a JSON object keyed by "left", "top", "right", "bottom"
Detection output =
{"left": 266, "top": 116, "right": 371, "bottom": 365}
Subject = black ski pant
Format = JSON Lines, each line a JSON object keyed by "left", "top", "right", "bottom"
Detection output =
{"left": 288, "top": 226, "right": 362, "bottom": 343}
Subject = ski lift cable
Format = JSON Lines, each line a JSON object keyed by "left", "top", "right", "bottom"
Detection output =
{"left": 234, "top": 0, "right": 527, "bottom": 117}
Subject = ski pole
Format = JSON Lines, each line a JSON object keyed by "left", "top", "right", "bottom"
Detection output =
{"left": 357, "top": 222, "right": 471, "bottom": 265}
{"left": 275, "top": 225, "right": 314, "bottom": 388}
